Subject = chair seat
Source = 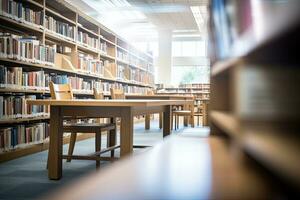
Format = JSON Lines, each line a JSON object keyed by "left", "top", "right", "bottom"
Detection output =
{"left": 63, "top": 123, "right": 115, "bottom": 132}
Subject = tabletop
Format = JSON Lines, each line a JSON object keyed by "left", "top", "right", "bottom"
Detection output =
{"left": 27, "top": 99, "right": 192, "bottom": 107}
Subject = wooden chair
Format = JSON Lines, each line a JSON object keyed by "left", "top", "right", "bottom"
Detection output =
{"left": 49, "top": 82, "right": 116, "bottom": 168}
{"left": 146, "top": 89, "right": 155, "bottom": 95}
{"left": 173, "top": 100, "right": 194, "bottom": 130}
{"left": 110, "top": 88, "right": 125, "bottom": 99}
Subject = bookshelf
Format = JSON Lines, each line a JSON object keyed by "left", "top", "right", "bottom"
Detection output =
{"left": 156, "top": 83, "right": 210, "bottom": 100}
{"left": 0, "top": 0, "right": 154, "bottom": 161}
{"left": 209, "top": 0, "right": 300, "bottom": 193}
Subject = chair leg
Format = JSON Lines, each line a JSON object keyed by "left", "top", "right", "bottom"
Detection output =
{"left": 67, "top": 132, "right": 77, "bottom": 162}
{"left": 171, "top": 114, "right": 174, "bottom": 130}
{"left": 95, "top": 130, "right": 101, "bottom": 168}
{"left": 177, "top": 115, "right": 179, "bottom": 129}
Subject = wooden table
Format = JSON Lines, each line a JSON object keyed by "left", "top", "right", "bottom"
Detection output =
{"left": 43, "top": 135, "right": 278, "bottom": 200}
{"left": 126, "top": 94, "right": 194, "bottom": 129}
{"left": 27, "top": 99, "right": 191, "bottom": 180}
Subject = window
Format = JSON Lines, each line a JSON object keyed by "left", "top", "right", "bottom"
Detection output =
{"left": 172, "top": 40, "right": 206, "bottom": 57}
{"left": 171, "top": 65, "right": 210, "bottom": 85}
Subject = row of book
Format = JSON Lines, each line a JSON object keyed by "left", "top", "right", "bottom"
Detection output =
{"left": 178, "top": 83, "right": 210, "bottom": 89}
{"left": 0, "top": 95, "right": 49, "bottom": 119}
{"left": 0, "top": 0, "right": 43, "bottom": 27}
{"left": 77, "top": 31, "right": 99, "bottom": 49}
{"left": 100, "top": 41, "right": 107, "bottom": 54}
{"left": 117, "top": 50, "right": 128, "bottom": 62}
{"left": 45, "top": 15, "right": 75, "bottom": 40}
{"left": 116, "top": 64, "right": 127, "bottom": 81}
{"left": 0, "top": 32, "right": 56, "bottom": 65}
{"left": 51, "top": 74, "right": 102, "bottom": 92}
{"left": 77, "top": 53, "right": 104, "bottom": 75}
{"left": 0, "top": 66, "right": 46, "bottom": 90}
{"left": 101, "top": 82, "right": 147, "bottom": 94}
{"left": 0, "top": 65, "right": 103, "bottom": 92}
{"left": 0, "top": 122, "right": 49, "bottom": 153}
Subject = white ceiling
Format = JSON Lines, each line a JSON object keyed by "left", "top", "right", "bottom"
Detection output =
{"left": 67, "top": 0, "right": 209, "bottom": 41}
{"left": 127, "top": 0, "right": 209, "bottom": 32}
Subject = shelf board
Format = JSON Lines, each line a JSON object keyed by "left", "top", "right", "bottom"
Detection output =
{"left": 26, "top": 0, "right": 44, "bottom": 8}
{"left": 0, "top": 116, "right": 50, "bottom": 124}
{"left": 100, "top": 53, "right": 116, "bottom": 61}
{"left": 77, "top": 43, "right": 99, "bottom": 55}
{"left": 210, "top": 111, "right": 239, "bottom": 138}
{"left": 0, "top": 88, "right": 49, "bottom": 94}
{"left": 45, "top": 30, "right": 76, "bottom": 46}
{"left": 0, "top": 133, "right": 95, "bottom": 163}
{"left": 78, "top": 25, "right": 99, "bottom": 38}
{"left": 0, "top": 15, "right": 43, "bottom": 33}
{"left": 243, "top": 128, "right": 300, "bottom": 190}
{"left": 116, "top": 59, "right": 129, "bottom": 65}
{"left": 129, "top": 63, "right": 147, "bottom": 72}
{"left": 117, "top": 45, "right": 129, "bottom": 53}
{"left": 100, "top": 36, "right": 116, "bottom": 46}
{"left": 212, "top": 58, "right": 243, "bottom": 76}
{"left": 45, "top": 7, "right": 76, "bottom": 26}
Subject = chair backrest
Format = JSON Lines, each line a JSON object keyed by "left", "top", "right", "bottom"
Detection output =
{"left": 49, "top": 82, "right": 73, "bottom": 100}
{"left": 93, "top": 88, "right": 104, "bottom": 100}
{"left": 146, "top": 89, "right": 155, "bottom": 95}
{"left": 110, "top": 88, "right": 125, "bottom": 99}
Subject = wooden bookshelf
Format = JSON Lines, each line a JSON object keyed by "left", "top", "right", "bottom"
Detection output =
{"left": 209, "top": 0, "right": 300, "bottom": 194}
{"left": 0, "top": 133, "right": 94, "bottom": 163}
{"left": 0, "top": 0, "right": 154, "bottom": 161}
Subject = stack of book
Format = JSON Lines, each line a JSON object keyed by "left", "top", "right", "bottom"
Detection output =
{"left": 77, "top": 31, "right": 99, "bottom": 49}
{"left": 0, "top": 95, "right": 49, "bottom": 119}
{"left": 0, "top": 0, "right": 44, "bottom": 27}
{"left": 77, "top": 53, "right": 104, "bottom": 76}
{"left": 0, "top": 32, "right": 56, "bottom": 65}
{"left": 45, "top": 15, "right": 75, "bottom": 40}
{"left": 0, "top": 122, "right": 49, "bottom": 153}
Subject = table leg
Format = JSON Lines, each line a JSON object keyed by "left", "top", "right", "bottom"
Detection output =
{"left": 145, "top": 114, "right": 150, "bottom": 130}
{"left": 120, "top": 107, "right": 133, "bottom": 157}
{"left": 108, "top": 118, "right": 117, "bottom": 157}
{"left": 163, "top": 105, "right": 172, "bottom": 137}
{"left": 159, "top": 113, "right": 163, "bottom": 129}
{"left": 48, "top": 106, "right": 63, "bottom": 180}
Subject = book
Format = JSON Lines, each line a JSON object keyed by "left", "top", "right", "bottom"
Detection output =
{"left": 0, "top": 32, "right": 56, "bottom": 65}
{"left": 0, "top": 122, "right": 49, "bottom": 153}
{"left": 0, "top": 0, "right": 44, "bottom": 27}
{"left": 77, "top": 30, "right": 99, "bottom": 49}
{"left": 45, "top": 15, "right": 75, "bottom": 40}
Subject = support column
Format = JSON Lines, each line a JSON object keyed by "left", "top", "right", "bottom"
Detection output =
{"left": 157, "top": 29, "right": 172, "bottom": 86}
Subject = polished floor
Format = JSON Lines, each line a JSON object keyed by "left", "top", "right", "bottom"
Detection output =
{"left": 0, "top": 119, "right": 209, "bottom": 200}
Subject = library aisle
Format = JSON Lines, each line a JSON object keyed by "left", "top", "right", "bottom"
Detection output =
{"left": 1, "top": 0, "right": 300, "bottom": 199}
{"left": 0, "top": 120, "right": 209, "bottom": 200}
